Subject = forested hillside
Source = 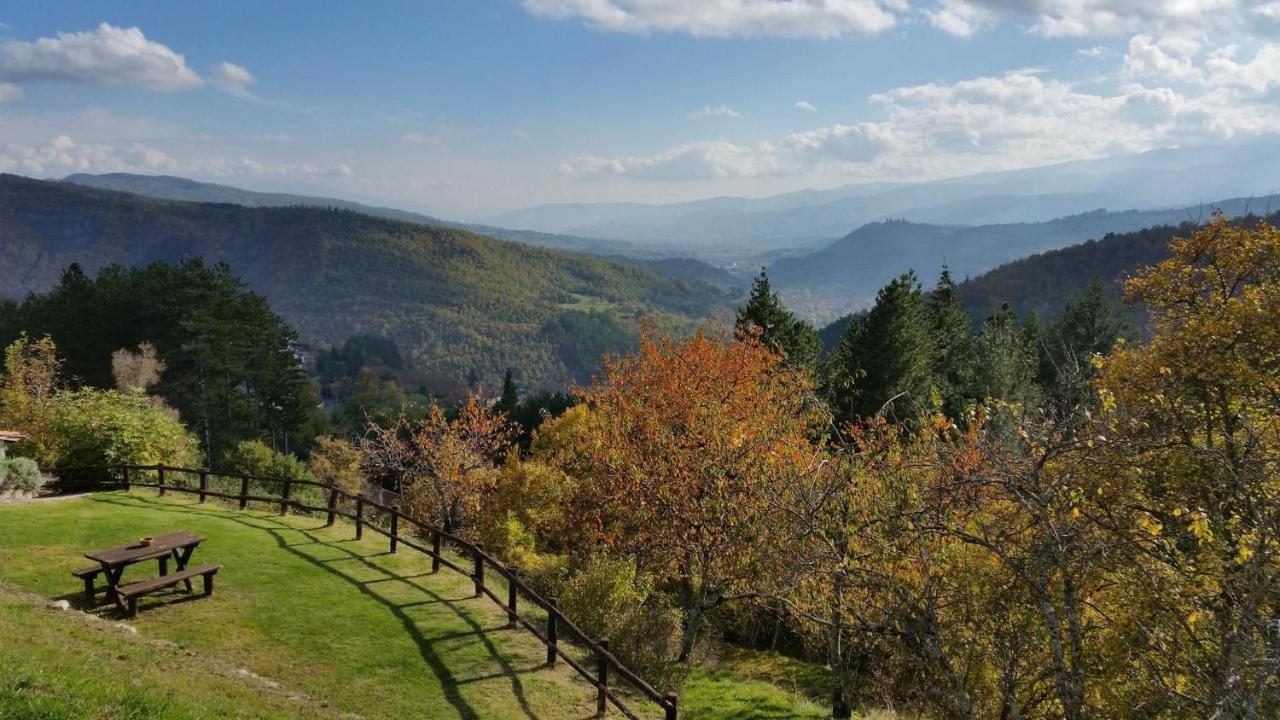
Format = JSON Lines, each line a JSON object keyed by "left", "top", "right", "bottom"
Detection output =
{"left": 0, "top": 175, "right": 727, "bottom": 389}
{"left": 956, "top": 210, "right": 1280, "bottom": 323}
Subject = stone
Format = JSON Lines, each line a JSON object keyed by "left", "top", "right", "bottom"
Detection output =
{"left": 46, "top": 599, "right": 71, "bottom": 610}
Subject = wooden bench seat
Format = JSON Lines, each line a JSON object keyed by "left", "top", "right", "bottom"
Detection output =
{"left": 72, "top": 566, "right": 104, "bottom": 601}
{"left": 116, "top": 564, "right": 221, "bottom": 617}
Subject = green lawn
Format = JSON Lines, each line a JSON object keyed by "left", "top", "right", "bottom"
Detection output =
{"left": 0, "top": 492, "right": 830, "bottom": 719}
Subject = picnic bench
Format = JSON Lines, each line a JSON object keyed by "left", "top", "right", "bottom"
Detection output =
{"left": 76, "top": 531, "right": 219, "bottom": 616}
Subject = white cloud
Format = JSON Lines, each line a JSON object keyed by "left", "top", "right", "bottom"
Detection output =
{"left": 209, "top": 60, "right": 264, "bottom": 102}
{"left": 929, "top": 0, "right": 1242, "bottom": 38}
{"left": 1123, "top": 34, "right": 1204, "bottom": 82}
{"left": 0, "top": 23, "right": 201, "bottom": 90}
{"left": 794, "top": 100, "right": 817, "bottom": 111}
{"left": 560, "top": 140, "right": 783, "bottom": 180}
{"left": 1257, "top": 1, "right": 1280, "bottom": 19}
{"left": 211, "top": 61, "right": 253, "bottom": 89}
{"left": 926, "top": 0, "right": 997, "bottom": 37}
{"left": 0, "top": 81, "right": 21, "bottom": 102}
{"left": 1078, "top": 45, "right": 1108, "bottom": 58}
{"left": 249, "top": 133, "right": 293, "bottom": 144}
{"left": 521, "top": 0, "right": 907, "bottom": 38}
{"left": 0, "top": 134, "right": 352, "bottom": 180}
{"left": 561, "top": 45, "right": 1280, "bottom": 183}
{"left": 688, "top": 104, "right": 741, "bottom": 119}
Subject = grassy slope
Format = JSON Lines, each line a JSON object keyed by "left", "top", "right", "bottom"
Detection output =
{"left": 0, "top": 493, "right": 828, "bottom": 719}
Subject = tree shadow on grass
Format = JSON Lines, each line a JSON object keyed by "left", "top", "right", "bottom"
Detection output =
{"left": 91, "top": 493, "right": 549, "bottom": 720}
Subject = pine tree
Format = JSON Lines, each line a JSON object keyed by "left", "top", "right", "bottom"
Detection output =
{"left": 1041, "top": 278, "right": 1135, "bottom": 406}
{"left": 926, "top": 267, "right": 975, "bottom": 418}
{"left": 735, "top": 270, "right": 821, "bottom": 372}
{"left": 497, "top": 368, "right": 519, "bottom": 416}
{"left": 971, "top": 303, "right": 1040, "bottom": 407}
{"left": 828, "top": 272, "right": 934, "bottom": 422}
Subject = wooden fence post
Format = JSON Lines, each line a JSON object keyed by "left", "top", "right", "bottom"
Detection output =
{"left": 122, "top": 465, "right": 131, "bottom": 492}
{"left": 473, "top": 545, "right": 484, "bottom": 598}
{"left": 596, "top": 639, "right": 610, "bottom": 716}
{"left": 198, "top": 470, "right": 208, "bottom": 503}
{"left": 546, "top": 598, "right": 558, "bottom": 667}
{"left": 239, "top": 475, "right": 250, "bottom": 510}
{"left": 157, "top": 466, "right": 166, "bottom": 496}
{"left": 355, "top": 497, "right": 364, "bottom": 540}
{"left": 431, "top": 531, "right": 441, "bottom": 573}
{"left": 665, "top": 693, "right": 679, "bottom": 720}
{"left": 325, "top": 485, "right": 338, "bottom": 527}
{"left": 280, "top": 478, "right": 292, "bottom": 516}
{"left": 389, "top": 512, "right": 399, "bottom": 554}
{"left": 507, "top": 578, "right": 518, "bottom": 628}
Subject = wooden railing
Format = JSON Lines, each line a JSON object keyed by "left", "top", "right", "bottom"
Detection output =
{"left": 68, "top": 463, "right": 679, "bottom": 720}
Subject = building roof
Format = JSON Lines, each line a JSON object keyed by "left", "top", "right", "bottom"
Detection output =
{"left": 0, "top": 430, "right": 28, "bottom": 443}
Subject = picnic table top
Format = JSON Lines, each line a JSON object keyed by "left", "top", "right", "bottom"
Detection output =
{"left": 84, "top": 531, "right": 205, "bottom": 566}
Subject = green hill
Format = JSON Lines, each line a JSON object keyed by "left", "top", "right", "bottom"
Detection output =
{"left": 0, "top": 174, "right": 728, "bottom": 389}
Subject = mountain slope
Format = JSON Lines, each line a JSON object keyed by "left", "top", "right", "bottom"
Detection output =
{"left": 62, "top": 172, "right": 662, "bottom": 260}
{"left": 0, "top": 174, "right": 726, "bottom": 389}
{"left": 768, "top": 198, "right": 1273, "bottom": 308}
{"left": 954, "top": 211, "right": 1280, "bottom": 323}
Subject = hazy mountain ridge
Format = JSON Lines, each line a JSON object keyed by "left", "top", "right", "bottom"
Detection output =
{"left": 485, "top": 142, "right": 1280, "bottom": 250}
{"left": 767, "top": 197, "right": 1275, "bottom": 315}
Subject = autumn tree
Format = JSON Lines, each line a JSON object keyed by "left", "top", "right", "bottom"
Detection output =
{"left": 1096, "top": 215, "right": 1280, "bottom": 717}
{"left": 0, "top": 334, "right": 62, "bottom": 461}
{"left": 111, "top": 341, "right": 165, "bottom": 391}
{"left": 363, "top": 395, "right": 515, "bottom": 533}
{"left": 574, "top": 328, "right": 822, "bottom": 661}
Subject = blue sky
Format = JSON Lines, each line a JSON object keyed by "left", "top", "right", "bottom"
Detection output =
{"left": 3, "top": 1, "right": 1280, "bottom": 217}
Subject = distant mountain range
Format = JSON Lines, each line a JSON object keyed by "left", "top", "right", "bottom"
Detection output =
{"left": 63, "top": 172, "right": 746, "bottom": 290}
{"left": 0, "top": 175, "right": 728, "bottom": 389}
{"left": 485, "top": 141, "right": 1280, "bottom": 251}
{"left": 768, "top": 196, "right": 1277, "bottom": 317}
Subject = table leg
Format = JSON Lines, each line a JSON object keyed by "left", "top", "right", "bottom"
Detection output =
{"left": 174, "top": 546, "right": 195, "bottom": 592}
{"left": 158, "top": 556, "right": 169, "bottom": 576}
{"left": 105, "top": 566, "right": 127, "bottom": 614}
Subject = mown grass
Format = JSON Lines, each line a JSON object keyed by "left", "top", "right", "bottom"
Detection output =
{"left": 0, "top": 492, "right": 833, "bottom": 719}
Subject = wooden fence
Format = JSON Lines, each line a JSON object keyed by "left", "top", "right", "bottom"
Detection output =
{"left": 71, "top": 463, "right": 679, "bottom": 720}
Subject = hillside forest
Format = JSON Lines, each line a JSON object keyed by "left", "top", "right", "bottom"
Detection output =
{"left": 2, "top": 213, "right": 1278, "bottom": 718}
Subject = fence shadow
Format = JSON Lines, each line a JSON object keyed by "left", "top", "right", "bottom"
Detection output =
{"left": 92, "top": 492, "right": 549, "bottom": 720}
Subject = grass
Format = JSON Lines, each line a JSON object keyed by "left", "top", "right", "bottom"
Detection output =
{"left": 0, "top": 492, "right": 832, "bottom": 719}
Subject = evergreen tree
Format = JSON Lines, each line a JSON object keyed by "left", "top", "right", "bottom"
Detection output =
{"left": 497, "top": 368, "right": 519, "bottom": 416}
{"left": 828, "top": 272, "right": 934, "bottom": 422}
{"left": 735, "top": 270, "right": 821, "bottom": 372}
{"left": 1040, "top": 278, "right": 1136, "bottom": 406}
{"left": 971, "top": 303, "right": 1040, "bottom": 407}
{"left": 925, "top": 267, "right": 975, "bottom": 417}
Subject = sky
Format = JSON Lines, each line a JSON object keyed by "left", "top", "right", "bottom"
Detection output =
{"left": 3, "top": 1, "right": 1280, "bottom": 218}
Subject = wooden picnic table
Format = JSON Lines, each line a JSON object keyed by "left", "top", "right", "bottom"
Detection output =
{"left": 83, "top": 531, "right": 205, "bottom": 613}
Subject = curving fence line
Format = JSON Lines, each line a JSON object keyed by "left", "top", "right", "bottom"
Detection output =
{"left": 67, "top": 463, "right": 679, "bottom": 720}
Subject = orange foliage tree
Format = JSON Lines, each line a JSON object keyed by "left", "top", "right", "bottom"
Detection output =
{"left": 361, "top": 393, "right": 515, "bottom": 533}
{"left": 573, "top": 327, "right": 823, "bottom": 661}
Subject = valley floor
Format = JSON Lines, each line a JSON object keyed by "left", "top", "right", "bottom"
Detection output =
{"left": 0, "top": 492, "right": 830, "bottom": 719}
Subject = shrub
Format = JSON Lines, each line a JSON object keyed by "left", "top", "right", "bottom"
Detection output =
{"left": 479, "top": 512, "right": 568, "bottom": 597}
{"left": 4, "top": 457, "right": 42, "bottom": 494}
{"left": 306, "top": 436, "right": 364, "bottom": 494}
{"left": 50, "top": 388, "right": 199, "bottom": 491}
{"left": 222, "top": 440, "right": 310, "bottom": 496}
{"left": 558, "top": 556, "right": 687, "bottom": 692}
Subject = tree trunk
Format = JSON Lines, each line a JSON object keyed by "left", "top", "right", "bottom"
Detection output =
{"left": 829, "top": 572, "right": 852, "bottom": 719}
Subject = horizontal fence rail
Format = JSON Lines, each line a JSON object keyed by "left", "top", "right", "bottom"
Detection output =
{"left": 63, "top": 463, "right": 677, "bottom": 720}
